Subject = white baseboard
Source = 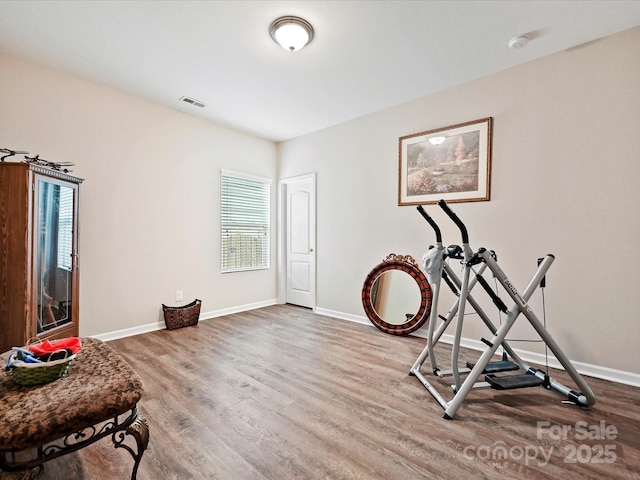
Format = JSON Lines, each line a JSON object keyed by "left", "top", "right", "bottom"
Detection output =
{"left": 314, "top": 308, "right": 640, "bottom": 388}
{"left": 92, "top": 299, "right": 277, "bottom": 342}
{"left": 315, "top": 307, "right": 371, "bottom": 326}
{"left": 199, "top": 299, "right": 277, "bottom": 321}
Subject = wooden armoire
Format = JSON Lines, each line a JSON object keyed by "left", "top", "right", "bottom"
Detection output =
{"left": 0, "top": 162, "right": 83, "bottom": 353}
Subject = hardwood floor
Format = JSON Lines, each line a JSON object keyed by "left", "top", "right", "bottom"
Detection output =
{"left": 4, "top": 305, "right": 639, "bottom": 479}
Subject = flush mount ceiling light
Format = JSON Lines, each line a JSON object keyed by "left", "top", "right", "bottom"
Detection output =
{"left": 269, "top": 16, "right": 314, "bottom": 52}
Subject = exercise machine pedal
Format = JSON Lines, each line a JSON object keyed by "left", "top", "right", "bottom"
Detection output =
{"left": 466, "top": 360, "right": 519, "bottom": 374}
{"left": 485, "top": 373, "right": 544, "bottom": 390}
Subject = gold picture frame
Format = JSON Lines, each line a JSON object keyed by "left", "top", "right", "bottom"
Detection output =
{"left": 398, "top": 117, "right": 493, "bottom": 205}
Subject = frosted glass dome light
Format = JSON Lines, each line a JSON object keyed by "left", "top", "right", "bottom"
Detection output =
{"left": 270, "top": 16, "right": 314, "bottom": 52}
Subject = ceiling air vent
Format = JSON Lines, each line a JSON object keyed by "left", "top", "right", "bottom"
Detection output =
{"left": 179, "top": 96, "right": 206, "bottom": 108}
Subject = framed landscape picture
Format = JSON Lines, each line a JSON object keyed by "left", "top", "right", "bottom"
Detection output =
{"left": 398, "top": 117, "right": 493, "bottom": 205}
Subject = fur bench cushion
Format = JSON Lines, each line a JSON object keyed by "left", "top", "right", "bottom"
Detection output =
{"left": 0, "top": 337, "right": 144, "bottom": 450}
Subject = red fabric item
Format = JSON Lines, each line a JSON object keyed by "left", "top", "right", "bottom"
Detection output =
{"left": 28, "top": 337, "right": 82, "bottom": 356}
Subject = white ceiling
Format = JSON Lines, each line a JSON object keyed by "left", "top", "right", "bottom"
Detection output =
{"left": 1, "top": 1, "right": 639, "bottom": 142}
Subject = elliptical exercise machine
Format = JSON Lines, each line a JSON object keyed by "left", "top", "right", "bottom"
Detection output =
{"left": 409, "top": 200, "right": 596, "bottom": 420}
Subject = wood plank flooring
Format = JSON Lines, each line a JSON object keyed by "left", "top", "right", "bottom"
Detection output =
{"left": 3, "top": 305, "right": 639, "bottom": 479}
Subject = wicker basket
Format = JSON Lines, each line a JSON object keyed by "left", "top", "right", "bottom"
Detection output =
{"left": 8, "top": 352, "right": 76, "bottom": 386}
{"left": 162, "top": 299, "right": 201, "bottom": 330}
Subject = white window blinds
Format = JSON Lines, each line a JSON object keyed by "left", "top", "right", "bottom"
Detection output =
{"left": 56, "top": 186, "right": 74, "bottom": 270}
{"left": 220, "top": 171, "right": 271, "bottom": 273}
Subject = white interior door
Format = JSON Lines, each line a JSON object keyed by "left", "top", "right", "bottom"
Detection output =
{"left": 283, "top": 174, "right": 316, "bottom": 308}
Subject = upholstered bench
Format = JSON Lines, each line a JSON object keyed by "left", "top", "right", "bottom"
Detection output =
{"left": 0, "top": 338, "right": 148, "bottom": 479}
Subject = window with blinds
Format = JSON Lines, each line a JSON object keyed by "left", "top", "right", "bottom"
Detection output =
{"left": 220, "top": 171, "right": 271, "bottom": 273}
{"left": 56, "top": 185, "right": 74, "bottom": 271}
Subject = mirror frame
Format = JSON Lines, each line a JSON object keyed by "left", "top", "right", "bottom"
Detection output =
{"left": 361, "top": 253, "right": 432, "bottom": 335}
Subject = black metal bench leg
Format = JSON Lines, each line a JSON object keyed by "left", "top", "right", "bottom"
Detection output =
{"left": 111, "top": 415, "right": 149, "bottom": 480}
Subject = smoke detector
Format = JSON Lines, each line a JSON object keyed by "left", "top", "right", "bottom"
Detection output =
{"left": 508, "top": 35, "right": 529, "bottom": 50}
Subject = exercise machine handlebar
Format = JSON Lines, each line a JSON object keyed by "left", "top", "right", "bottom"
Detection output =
{"left": 416, "top": 205, "right": 442, "bottom": 243}
{"left": 438, "top": 200, "right": 469, "bottom": 244}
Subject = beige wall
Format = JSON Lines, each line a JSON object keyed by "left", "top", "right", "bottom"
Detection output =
{"left": 0, "top": 54, "right": 278, "bottom": 337}
{"left": 1, "top": 26, "right": 638, "bottom": 379}
{"left": 279, "top": 27, "right": 640, "bottom": 375}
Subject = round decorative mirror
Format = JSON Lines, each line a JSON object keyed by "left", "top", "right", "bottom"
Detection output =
{"left": 362, "top": 253, "right": 432, "bottom": 335}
